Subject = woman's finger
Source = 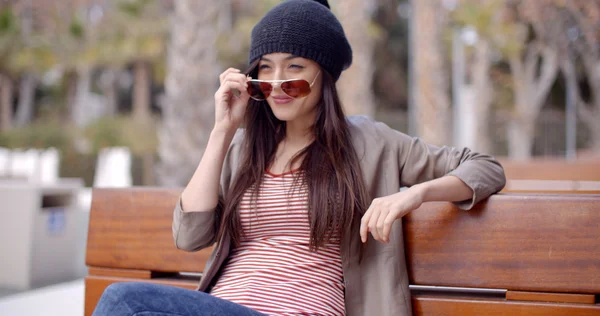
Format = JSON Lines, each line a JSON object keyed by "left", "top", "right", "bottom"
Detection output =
{"left": 376, "top": 207, "right": 390, "bottom": 243}
{"left": 223, "top": 72, "right": 248, "bottom": 84}
{"left": 368, "top": 206, "right": 383, "bottom": 242}
{"left": 221, "top": 75, "right": 248, "bottom": 91}
{"left": 360, "top": 204, "right": 375, "bottom": 243}
{"left": 382, "top": 210, "right": 399, "bottom": 243}
{"left": 219, "top": 68, "right": 241, "bottom": 85}
{"left": 216, "top": 81, "right": 247, "bottom": 103}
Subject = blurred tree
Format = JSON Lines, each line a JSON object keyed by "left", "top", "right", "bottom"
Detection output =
{"left": 101, "top": 0, "right": 168, "bottom": 121}
{"left": 216, "top": 0, "right": 279, "bottom": 68}
{"left": 505, "top": 0, "right": 559, "bottom": 159}
{"left": 82, "top": 0, "right": 169, "bottom": 185}
{"left": 157, "top": 0, "right": 220, "bottom": 186}
{"left": 562, "top": 1, "right": 600, "bottom": 152}
{"left": 372, "top": 0, "right": 410, "bottom": 110}
{"left": 412, "top": 0, "right": 452, "bottom": 145}
{"left": 336, "top": 0, "right": 378, "bottom": 116}
{"left": 451, "top": 0, "right": 507, "bottom": 154}
{"left": 0, "top": 7, "right": 19, "bottom": 131}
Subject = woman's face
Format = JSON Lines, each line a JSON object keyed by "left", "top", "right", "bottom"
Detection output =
{"left": 257, "top": 53, "right": 323, "bottom": 123}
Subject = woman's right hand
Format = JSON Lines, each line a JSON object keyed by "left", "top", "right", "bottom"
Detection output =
{"left": 214, "top": 68, "right": 251, "bottom": 132}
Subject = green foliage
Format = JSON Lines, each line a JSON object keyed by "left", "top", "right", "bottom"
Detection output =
{"left": 0, "top": 8, "right": 21, "bottom": 73}
{"left": 83, "top": 116, "right": 158, "bottom": 155}
{"left": 118, "top": 0, "right": 153, "bottom": 17}
{"left": 217, "top": 0, "right": 280, "bottom": 67}
{"left": 451, "top": 0, "right": 524, "bottom": 57}
{"left": 91, "top": 0, "right": 168, "bottom": 69}
{"left": 69, "top": 17, "right": 85, "bottom": 39}
{"left": 83, "top": 117, "right": 128, "bottom": 151}
{"left": 0, "top": 8, "right": 17, "bottom": 32}
{"left": 10, "top": 39, "right": 58, "bottom": 73}
{"left": 0, "top": 120, "right": 73, "bottom": 151}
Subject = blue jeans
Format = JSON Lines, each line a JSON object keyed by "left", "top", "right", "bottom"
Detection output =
{"left": 92, "top": 282, "right": 266, "bottom": 316}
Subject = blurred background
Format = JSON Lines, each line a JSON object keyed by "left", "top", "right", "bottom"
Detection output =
{"left": 0, "top": 0, "right": 598, "bottom": 315}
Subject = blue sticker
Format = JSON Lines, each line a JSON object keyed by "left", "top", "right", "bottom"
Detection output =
{"left": 48, "top": 208, "right": 66, "bottom": 234}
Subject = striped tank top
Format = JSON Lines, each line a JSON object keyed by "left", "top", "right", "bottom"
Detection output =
{"left": 210, "top": 170, "right": 345, "bottom": 315}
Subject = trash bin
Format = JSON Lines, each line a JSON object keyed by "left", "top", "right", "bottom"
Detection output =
{"left": 0, "top": 178, "right": 84, "bottom": 290}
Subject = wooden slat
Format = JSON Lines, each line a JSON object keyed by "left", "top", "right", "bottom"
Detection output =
{"left": 404, "top": 194, "right": 600, "bottom": 294}
{"left": 84, "top": 276, "right": 199, "bottom": 316}
{"left": 506, "top": 290, "right": 596, "bottom": 304}
{"left": 503, "top": 179, "right": 600, "bottom": 194}
{"left": 86, "top": 188, "right": 212, "bottom": 273}
{"left": 88, "top": 267, "right": 152, "bottom": 279}
{"left": 500, "top": 159, "right": 600, "bottom": 181}
{"left": 412, "top": 295, "right": 600, "bottom": 316}
{"left": 503, "top": 190, "right": 600, "bottom": 194}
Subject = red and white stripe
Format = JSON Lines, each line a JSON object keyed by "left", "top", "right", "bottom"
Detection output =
{"left": 211, "top": 170, "right": 345, "bottom": 316}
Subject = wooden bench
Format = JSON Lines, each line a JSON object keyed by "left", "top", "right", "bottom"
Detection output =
{"left": 500, "top": 159, "right": 600, "bottom": 194}
{"left": 500, "top": 159, "right": 600, "bottom": 181}
{"left": 85, "top": 188, "right": 600, "bottom": 316}
{"left": 502, "top": 179, "right": 600, "bottom": 194}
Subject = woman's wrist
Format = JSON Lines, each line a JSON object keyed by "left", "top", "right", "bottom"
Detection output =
{"left": 410, "top": 182, "right": 428, "bottom": 205}
{"left": 211, "top": 124, "right": 237, "bottom": 140}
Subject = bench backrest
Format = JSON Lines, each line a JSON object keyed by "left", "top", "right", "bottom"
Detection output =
{"left": 85, "top": 189, "right": 600, "bottom": 316}
{"left": 500, "top": 159, "right": 600, "bottom": 181}
{"left": 500, "top": 159, "right": 600, "bottom": 194}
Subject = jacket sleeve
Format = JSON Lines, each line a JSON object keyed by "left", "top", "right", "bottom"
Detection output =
{"left": 172, "top": 129, "right": 243, "bottom": 252}
{"left": 377, "top": 121, "right": 506, "bottom": 210}
{"left": 172, "top": 197, "right": 220, "bottom": 252}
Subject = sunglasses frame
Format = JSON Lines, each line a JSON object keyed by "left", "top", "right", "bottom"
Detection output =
{"left": 247, "top": 71, "right": 321, "bottom": 101}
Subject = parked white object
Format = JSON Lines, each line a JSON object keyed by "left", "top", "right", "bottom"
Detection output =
{"left": 0, "top": 179, "right": 84, "bottom": 290}
{"left": 10, "top": 149, "right": 40, "bottom": 181}
{"left": 0, "top": 147, "right": 10, "bottom": 177}
{"left": 93, "top": 147, "right": 132, "bottom": 188}
{"left": 39, "top": 148, "right": 60, "bottom": 184}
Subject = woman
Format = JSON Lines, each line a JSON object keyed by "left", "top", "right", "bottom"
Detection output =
{"left": 93, "top": 0, "right": 505, "bottom": 315}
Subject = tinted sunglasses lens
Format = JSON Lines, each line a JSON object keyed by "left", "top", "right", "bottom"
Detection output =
{"left": 247, "top": 81, "right": 272, "bottom": 100}
{"left": 281, "top": 79, "right": 311, "bottom": 98}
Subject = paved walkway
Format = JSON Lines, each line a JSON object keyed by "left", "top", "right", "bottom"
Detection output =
{"left": 0, "top": 279, "right": 84, "bottom": 316}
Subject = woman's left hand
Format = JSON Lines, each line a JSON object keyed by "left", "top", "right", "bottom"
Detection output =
{"left": 360, "top": 186, "right": 425, "bottom": 243}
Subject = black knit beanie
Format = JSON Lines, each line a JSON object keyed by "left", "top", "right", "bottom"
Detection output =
{"left": 248, "top": 0, "right": 352, "bottom": 81}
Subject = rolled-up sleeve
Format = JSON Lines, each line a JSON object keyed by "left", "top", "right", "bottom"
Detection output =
{"left": 172, "top": 197, "right": 219, "bottom": 252}
{"left": 378, "top": 122, "right": 506, "bottom": 210}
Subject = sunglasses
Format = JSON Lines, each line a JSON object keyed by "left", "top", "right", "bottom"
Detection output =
{"left": 247, "top": 71, "right": 320, "bottom": 101}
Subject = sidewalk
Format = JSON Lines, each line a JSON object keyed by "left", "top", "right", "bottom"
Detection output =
{"left": 0, "top": 279, "right": 84, "bottom": 316}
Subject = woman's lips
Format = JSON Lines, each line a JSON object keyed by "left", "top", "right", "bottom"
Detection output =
{"left": 272, "top": 95, "right": 293, "bottom": 105}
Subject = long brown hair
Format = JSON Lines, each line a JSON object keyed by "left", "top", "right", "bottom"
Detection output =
{"left": 217, "top": 61, "right": 369, "bottom": 258}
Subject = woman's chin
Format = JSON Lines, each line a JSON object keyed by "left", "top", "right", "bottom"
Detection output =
{"left": 269, "top": 104, "right": 299, "bottom": 122}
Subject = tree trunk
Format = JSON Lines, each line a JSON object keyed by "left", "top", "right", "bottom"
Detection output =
{"left": 157, "top": 0, "right": 220, "bottom": 186}
{"left": 471, "top": 40, "right": 493, "bottom": 154}
{"left": 580, "top": 55, "right": 600, "bottom": 152}
{"left": 142, "top": 153, "right": 156, "bottom": 186}
{"left": 72, "top": 68, "right": 93, "bottom": 127}
{"left": 133, "top": 61, "right": 151, "bottom": 120}
{"left": 0, "top": 74, "right": 14, "bottom": 131}
{"left": 507, "top": 44, "right": 558, "bottom": 159}
{"left": 99, "top": 69, "right": 119, "bottom": 116}
{"left": 412, "top": 0, "right": 451, "bottom": 145}
{"left": 15, "top": 74, "right": 37, "bottom": 127}
{"left": 584, "top": 115, "right": 600, "bottom": 151}
{"left": 507, "top": 118, "right": 535, "bottom": 160}
{"left": 65, "top": 70, "right": 78, "bottom": 123}
{"left": 508, "top": 86, "right": 539, "bottom": 159}
{"left": 336, "top": 0, "right": 376, "bottom": 116}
